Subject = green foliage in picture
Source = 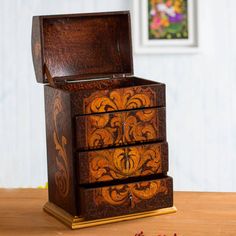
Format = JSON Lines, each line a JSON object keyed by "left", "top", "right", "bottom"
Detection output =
{"left": 148, "top": 0, "right": 188, "bottom": 40}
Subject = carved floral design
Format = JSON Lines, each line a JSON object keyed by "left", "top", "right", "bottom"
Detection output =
{"left": 124, "top": 109, "right": 158, "bottom": 144}
{"left": 94, "top": 179, "right": 168, "bottom": 208}
{"left": 88, "top": 145, "right": 162, "bottom": 183}
{"left": 53, "top": 95, "right": 70, "bottom": 198}
{"left": 86, "top": 109, "right": 158, "bottom": 149}
{"left": 84, "top": 87, "right": 156, "bottom": 114}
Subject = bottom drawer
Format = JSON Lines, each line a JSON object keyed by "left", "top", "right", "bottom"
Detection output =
{"left": 80, "top": 176, "right": 173, "bottom": 220}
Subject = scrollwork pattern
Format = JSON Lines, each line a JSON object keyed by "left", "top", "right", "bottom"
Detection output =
{"left": 86, "top": 109, "right": 158, "bottom": 149}
{"left": 53, "top": 96, "right": 70, "bottom": 198}
{"left": 84, "top": 87, "right": 156, "bottom": 114}
{"left": 88, "top": 145, "right": 162, "bottom": 183}
{"left": 94, "top": 179, "right": 168, "bottom": 208}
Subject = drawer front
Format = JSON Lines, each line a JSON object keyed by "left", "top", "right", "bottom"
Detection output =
{"left": 77, "top": 142, "right": 168, "bottom": 184}
{"left": 71, "top": 84, "right": 165, "bottom": 115}
{"left": 76, "top": 107, "right": 166, "bottom": 150}
{"left": 80, "top": 177, "right": 173, "bottom": 220}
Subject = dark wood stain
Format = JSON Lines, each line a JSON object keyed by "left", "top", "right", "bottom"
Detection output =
{"left": 32, "top": 11, "right": 174, "bottom": 221}
{"left": 32, "top": 11, "right": 133, "bottom": 83}
{"left": 80, "top": 177, "right": 173, "bottom": 220}
{"left": 75, "top": 107, "right": 166, "bottom": 150}
{"left": 77, "top": 142, "right": 169, "bottom": 184}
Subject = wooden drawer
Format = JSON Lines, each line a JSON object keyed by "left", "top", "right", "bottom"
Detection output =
{"left": 77, "top": 142, "right": 168, "bottom": 184}
{"left": 76, "top": 107, "right": 166, "bottom": 150}
{"left": 79, "top": 176, "right": 173, "bottom": 220}
{"left": 70, "top": 81, "right": 166, "bottom": 115}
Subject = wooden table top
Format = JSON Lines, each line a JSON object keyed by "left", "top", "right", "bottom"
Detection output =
{"left": 0, "top": 189, "right": 235, "bottom": 236}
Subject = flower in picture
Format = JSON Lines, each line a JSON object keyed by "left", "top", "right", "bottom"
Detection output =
{"left": 148, "top": 0, "right": 188, "bottom": 39}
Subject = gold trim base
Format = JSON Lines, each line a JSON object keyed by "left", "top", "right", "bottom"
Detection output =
{"left": 43, "top": 202, "right": 177, "bottom": 230}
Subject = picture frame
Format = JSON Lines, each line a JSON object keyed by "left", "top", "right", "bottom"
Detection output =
{"left": 132, "top": 0, "right": 199, "bottom": 54}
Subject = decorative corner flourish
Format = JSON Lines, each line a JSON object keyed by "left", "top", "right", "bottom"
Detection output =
{"left": 53, "top": 95, "right": 70, "bottom": 198}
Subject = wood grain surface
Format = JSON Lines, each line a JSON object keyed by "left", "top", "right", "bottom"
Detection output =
{"left": 80, "top": 177, "right": 173, "bottom": 220}
{"left": 0, "top": 189, "right": 235, "bottom": 236}
{"left": 44, "top": 86, "right": 77, "bottom": 215}
{"left": 77, "top": 142, "right": 168, "bottom": 184}
{"left": 76, "top": 107, "right": 166, "bottom": 150}
{"left": 70, "top": 79, "right": 166, "bottom": 116}
{"left": 32, "top": 12, "right": 133, "bottom": 83}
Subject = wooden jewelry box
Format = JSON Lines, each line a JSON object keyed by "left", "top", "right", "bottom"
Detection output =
{"left": 31, "top": 11, "right": 176, "bottom": 229}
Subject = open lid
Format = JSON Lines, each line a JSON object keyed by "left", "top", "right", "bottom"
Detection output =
{"left": 32, "top": 11, "right": 133, "bottom": 84}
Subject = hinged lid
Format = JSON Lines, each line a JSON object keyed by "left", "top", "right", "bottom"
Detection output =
{"left": 31, "top": 11, "right": 133, "bottom": 84}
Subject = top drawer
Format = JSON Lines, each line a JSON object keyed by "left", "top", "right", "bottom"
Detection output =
{"left": 75, "top": 107, "right": 166, "bottom": 150}
{"left": 63, "top": 77, "right": 165, "bottom": 115}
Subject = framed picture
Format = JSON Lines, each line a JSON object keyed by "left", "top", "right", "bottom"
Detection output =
{"left": 133, "top": 0, "right": 199, "bottom": 54}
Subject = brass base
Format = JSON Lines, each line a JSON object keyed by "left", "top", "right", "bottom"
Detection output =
{"left": 43, "top": 202, "right": 177, "bottom": 229}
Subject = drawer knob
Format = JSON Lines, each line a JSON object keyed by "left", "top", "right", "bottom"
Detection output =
{"left": 129, "top": 192, "right": 133, "bottom": 207}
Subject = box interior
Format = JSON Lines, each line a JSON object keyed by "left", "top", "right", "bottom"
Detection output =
{"left": 53, "top": 77, "right": 160, "bottom": 92}
{"left": 39, "top": 13, "right": 133, "bottom": 82}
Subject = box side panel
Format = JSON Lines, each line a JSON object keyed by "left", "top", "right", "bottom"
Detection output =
{"left": 32, "top": 16, "right": 44, "bottom": 83}
{"left": 44, "top": 86, "right": 77, "bottom": 215}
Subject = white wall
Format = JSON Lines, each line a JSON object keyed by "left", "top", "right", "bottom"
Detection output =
{"left": 0, "top": 0, "right": 235, "bottom": 191}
